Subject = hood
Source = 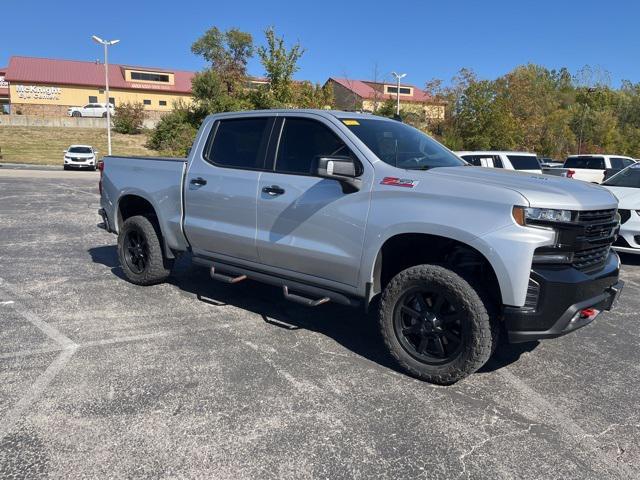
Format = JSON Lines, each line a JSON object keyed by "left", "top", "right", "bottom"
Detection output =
{"left": 603, "top": 186, "right": 640, "bottom": 208}
{"left": 429, "top": 166, "right": 618, "bottom": 210}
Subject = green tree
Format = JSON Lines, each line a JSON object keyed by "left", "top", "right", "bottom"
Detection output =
{"left": 191, "top": 27, "right": 254, "bottom": 94}
{"left": 257, "top": 27, "right": 305, "bottom": 105}
{"left": 112, "top": 102, "right": 146, "bottom": 134}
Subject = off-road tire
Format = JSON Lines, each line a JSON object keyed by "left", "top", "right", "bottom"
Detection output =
{"left": 379, "top": 264, "right": 497, "bottom": 385}
{"left": 118, "top": 215, "right": 172, "bottom": 286}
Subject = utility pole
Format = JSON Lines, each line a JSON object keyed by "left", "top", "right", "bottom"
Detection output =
{"left": 391, "top": 71, "right": 407, "bottom": 116}
{"left": 92, "top": 35, "right": 120, "bottom": 155}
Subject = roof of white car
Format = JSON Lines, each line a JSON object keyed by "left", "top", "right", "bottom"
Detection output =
{"left": 68, "top": 144, "right": 93, "bottom": 149}
{"left": 455, "top": 151, "right": 537, "bottom": 156}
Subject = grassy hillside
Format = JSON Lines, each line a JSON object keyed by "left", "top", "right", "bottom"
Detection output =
{"left": 0, "top": 126, "right": 156, "bottom": 165}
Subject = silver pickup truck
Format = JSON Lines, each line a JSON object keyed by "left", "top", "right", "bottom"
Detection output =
{"left": 99, "top": 109, "right": 624, "bottom": 384}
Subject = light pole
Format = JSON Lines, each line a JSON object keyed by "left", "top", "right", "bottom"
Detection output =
{"left": 391, "top": 71, "right": 406, "bottom": 116}
{"left": 92, "top": 35, "right": 120, "bottom": 156}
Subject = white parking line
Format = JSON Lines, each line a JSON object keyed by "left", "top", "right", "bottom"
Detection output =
{"left": 0, "top": 300, "right": 15, "bottom": 305}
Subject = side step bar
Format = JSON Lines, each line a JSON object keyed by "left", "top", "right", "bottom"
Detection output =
{"left": 193, "top": 256, "right": 360, "bottom": 308}
{"left": 210, "top": 266, "right": 247, "bottom": 284}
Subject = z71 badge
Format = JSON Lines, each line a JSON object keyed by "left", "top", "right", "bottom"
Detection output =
{"left": 380, "top": 177, "right": 419, "bottom": 188}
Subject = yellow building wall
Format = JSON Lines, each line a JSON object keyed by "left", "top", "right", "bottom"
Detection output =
{"left": 10, "top": 83, "right": 191, "bottom": 111}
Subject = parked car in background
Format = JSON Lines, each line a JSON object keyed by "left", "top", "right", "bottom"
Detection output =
{"left": 63, "top": 145, "right": 99, "bottom": 170}
{"left": 602, "top": 164, "right": 640, "bottom": 254}
{"left": 98, "top": 110, "right": 623, "bottom": 384}
{"left": 563, "top": 155, "right": 636, "bottom": 184}
{"left": 456, "top": 151, "right": 542, "bottom": 173}
{"left": 538, "top": 157, "right": 564, "bottom": 168}
{"left": 67, "top": 103, "right": 114, "bottom": 118}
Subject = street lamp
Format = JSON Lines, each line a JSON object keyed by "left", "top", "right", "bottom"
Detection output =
{"left": 92, "top": 35, "right": 120, "bottom": 156}
{"left": 391, "top": 71, "right": 407, "bottom": 116}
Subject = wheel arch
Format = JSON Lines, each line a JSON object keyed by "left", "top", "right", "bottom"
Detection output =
{"left": 366, "top": 231, "right": 504, "bottom": 310}
{"left": 116, "top": 193, "right": 174, "bottom": 259}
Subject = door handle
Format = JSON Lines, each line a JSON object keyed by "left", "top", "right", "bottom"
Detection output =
{"left": 190, "top": 177, "right": 207, "bottom": 186}
{"left": 262, "top": 185, "right": 285, "bottom": 196}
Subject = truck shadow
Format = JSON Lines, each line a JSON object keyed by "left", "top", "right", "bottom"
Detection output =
{"left": 88, "top": 245, "right": 530, "bottom": 378}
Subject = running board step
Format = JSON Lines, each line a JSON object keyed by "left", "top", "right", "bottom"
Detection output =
{"left": 210, "top": 266, "right": 247, "bottom": 284}
{"left": 282, "top": 286, "right": 330, "bottom": 307}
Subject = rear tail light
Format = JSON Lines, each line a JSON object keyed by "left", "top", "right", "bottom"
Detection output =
{"left": 98, "top": 160, "right": 104, "bottom": 194}
{"left": 566, "top": 169, "right": 575, "bottom": 179}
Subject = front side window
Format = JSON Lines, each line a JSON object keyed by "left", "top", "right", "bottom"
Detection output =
{"left": 506, "top": 155, "right": 540, "bottom": 170}
{"left": 564, "top": 156, "right": 605, "bottom": 169}
{"left": 275, "top": 118, "right": 352, "bottom": 175}
{"left": 603, "top": 164, "right": 640, "bottom": 188}
{"left": 344, "top": 118, "right": 464, "bottom": 170}
{"left": 205, "top": 117, "right": 270, "bottom": 169}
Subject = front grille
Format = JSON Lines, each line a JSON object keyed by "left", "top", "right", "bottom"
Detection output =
{"left": 619, "top": 209, "right": 631, "bottom": 224}
{"left": 577, "top": 209, "right": 616, "bottom": 222}
{"left": 573, "top": 245, "right": 611, "bottom": 272}
{"left": 571, "top": 209, "right": 618, "bottom": 272}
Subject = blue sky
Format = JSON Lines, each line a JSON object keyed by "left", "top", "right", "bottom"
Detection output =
{"left": 3, "top": 0, "right": 639, "bottom": 88}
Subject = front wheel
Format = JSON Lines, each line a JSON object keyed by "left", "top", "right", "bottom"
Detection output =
{"left": 117, "top": 215, "right": 172, "bottom": 285}
{"left": 72, "top": 111, "right": 81, "bottom": 117}
{"left": 379, "top": 264, "right": 497, "bottom": 385}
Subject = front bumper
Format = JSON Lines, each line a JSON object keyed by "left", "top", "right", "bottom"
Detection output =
{"left": 613, "top": 211, "right": 640, "bottom": 254}
{"left": 504, "top": 251, "right": 623, "bottom": 343}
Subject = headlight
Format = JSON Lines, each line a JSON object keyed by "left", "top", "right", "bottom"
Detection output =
{"left": 513, "top": 206, "right": 573, "bottom": 226}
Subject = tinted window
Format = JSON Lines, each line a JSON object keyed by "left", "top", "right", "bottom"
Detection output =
{"left": 131, "top": 71, "right": 170, "bottom": 82}
{"left": 492, "top": 155, "right": 504, "bottom": 168}
{"left": 345, "top": 119, "right": 464, "bottom": 169}
{"left": 275, "top": 118, "right": 352, "bottom": 175}
{"left": 143, "top": 99, "right": 151, "bottom": 105}
{"left": 610, "top": 157, "right": 633, "bottom": 169}
{"left": 506, "top": 155, "right": 540, "bottom": 170}
{"left": 159, "top": 100, "right": 167, "bottom": 106}
{"left": 564, "top": 156, "right": 605, "bottom": 169}
{"left": 206, "top": 118, "right": 270, "bottom": 169}
{"left": 68, "top": 147, "right": 92, "bottom": 154}
{"left": 461, "top": 155, "right": 483, "bottom": 166}
{"left": 603, "top": 164, "right": 640, "bottom": 188}
{"left": 88, "top": 96, "right": 98, "bottom": 103}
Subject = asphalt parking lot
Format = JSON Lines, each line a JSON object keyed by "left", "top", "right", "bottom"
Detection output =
{"left": 1, "top": 167, "right": 639, "bottom": 479}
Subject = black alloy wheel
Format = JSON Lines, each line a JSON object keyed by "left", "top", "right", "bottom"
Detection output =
{"left": 123, "top": 229, "right": 149, "bottom": 274}
{"left": 393, "top": 288, "right": 465, "bottom": 365}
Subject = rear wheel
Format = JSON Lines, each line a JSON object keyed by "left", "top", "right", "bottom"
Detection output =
{"left": 379, "top": 264, "right": 496, "bottom": 385}
{"left": 102, "top": 112, "right": 107, "bottom": 118}
{"left": 118, "top": 215, "right": 172, "bottom": 285}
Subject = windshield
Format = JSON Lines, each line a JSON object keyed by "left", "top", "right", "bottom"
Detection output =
{"left": 68, "top": 147, "right": 92, "bottom": 154}
{"left": 603, "top": 164, "right": 640, "bottom": 188}
{"left": 507, "top": 155, "right": 540, "bottom": 170}
{"left": 343, "top": 118, "right": 465, "bottom": 170}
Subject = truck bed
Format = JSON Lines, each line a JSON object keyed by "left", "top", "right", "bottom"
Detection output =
{"left": 100, "top": 155, "right": 189, "bottom": 255}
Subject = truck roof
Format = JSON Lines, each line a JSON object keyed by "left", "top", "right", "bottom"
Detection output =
{"left": 208, "top": 109, "right": 391, "bottom": 121}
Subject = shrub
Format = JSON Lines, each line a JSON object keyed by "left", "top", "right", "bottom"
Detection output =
{"left": 113, "top": 102, "right": 146, "bottom": 134}
{"left": 145, "top": 106, "right": 199, "bottom": 156}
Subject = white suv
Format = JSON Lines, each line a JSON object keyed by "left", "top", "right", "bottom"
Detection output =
{"left": 456, "top": 151, "right": 542, "bottom": 173}
{"left": 63, "top": 145, "right": 99, "bottom": 170}
{"left": 67, "top": 103, "right": 115, "bottom": 118}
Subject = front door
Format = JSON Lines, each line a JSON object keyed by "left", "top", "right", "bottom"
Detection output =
{"left": 256, "top": 116, "right": 370, "bottom": 287}
{"left": 184, "top": 116, "right": 274, "bottom": 262}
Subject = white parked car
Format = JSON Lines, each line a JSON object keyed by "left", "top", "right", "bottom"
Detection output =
{"left": 67, "top": 103, "right": 114, "bottom": 118}
{"left": 563, "top": 155, "right": 636, "bottom": 184}
{"left": 63, "top": 145, "right": 99, "bottom": 170}
{"left": 455, "top": 151, "right": 542, "bottom": 173}
{"left": 602, "top": 164, "right": 640, "bottom": 254}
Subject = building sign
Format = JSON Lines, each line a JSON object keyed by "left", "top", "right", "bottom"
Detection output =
{"left": 130, "top": 82, "right": 172, "bottom": 91}
{"left": 0, "top": 76, "right": 8, "bottom": 88}
{"left": 15, "top": 84, "right": 62, "bottom": 100}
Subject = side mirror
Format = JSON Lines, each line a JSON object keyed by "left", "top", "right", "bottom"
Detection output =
{"left": 63, "top": 150, "right": 68, "bottom": 154}
{"left": 314, "top": 156, "right": 362, "bottom": 192}
{"left": 94, "top": 150, "right": 99, "bottom": 154}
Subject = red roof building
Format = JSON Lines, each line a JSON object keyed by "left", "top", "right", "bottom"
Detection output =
{"left": 4, "top": 56, "right": 196, "bottom": 117}
{"left": 325, "top": 77, "right": 445, "bottom": 120}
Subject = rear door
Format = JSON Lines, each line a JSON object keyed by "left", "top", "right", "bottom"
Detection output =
{"left": 256, "top": 115, "right": 371, "bottom": 287}
{"left": 183, "top": 115, "right": 275, "bottom": 262}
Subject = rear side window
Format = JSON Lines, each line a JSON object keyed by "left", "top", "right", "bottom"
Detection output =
{"left": 275, "top": 118, "right": 352, "bottom": 175}
{"left": 205, "top": 118, "right": 271, "bottom": 169}
{"left": 610, "top": 157, "right": 633, "bottom": 169}
{"left": 564, "top": 156, "right": 605, "bottom": 169}
{"left": 506, "top": 155, "right": 540, "bottom": 170}
{"left": 492, "top": 155, "right": 504, "bottom": 168}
